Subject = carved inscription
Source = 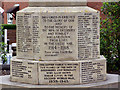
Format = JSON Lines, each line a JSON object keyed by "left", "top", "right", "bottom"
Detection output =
{"left": 40, "top": 13, "right": 77, "bottom": 60}
{"left": 17, "top": 14, "right": 33, "bottom": 56}
{"left": 32, "top": 15, "right": 40, "bottom": 54}
{"left": 81, "top": 60, "right": 106, "bottom": 83}
{"left": 39, "top": 62, "right": 80, "bottom": 84}
{"left": 17, "top": 13, "right": 40, "bottom": 59}
{"left": 10, "top": 59, "right": 38, "bottom": 84}
{"left": 78, "top": 13, "right": 100, "bottom": 60}
{"left": 17, "top": 12, "right": 100, "bottom": 60}
{"left": 12, "top": 61, "right": 34, "bottom": 79}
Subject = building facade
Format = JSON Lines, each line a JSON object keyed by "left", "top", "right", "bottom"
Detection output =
{"left": 0, "top": 0, "right": 105, "bottom": 44}
{"left": 1, "top": 0, "right": 28, "bottom": 44}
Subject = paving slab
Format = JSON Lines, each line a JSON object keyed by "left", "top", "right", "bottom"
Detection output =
{"left": 0, "top": 74, "right": 119, "bottom": 88}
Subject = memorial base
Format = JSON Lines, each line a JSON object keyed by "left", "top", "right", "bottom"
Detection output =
{"left": 0, "top": 74, "right": 119, "bottom": 88}
{"left": 10, "top": 56, "right": 106, "bottom": 85}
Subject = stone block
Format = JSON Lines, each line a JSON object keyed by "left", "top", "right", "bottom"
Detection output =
{"left": 10, "top": 57, "right": 39, "bottom": 84}
{"left": 10, "top": 56, "right": 106, "bottom": 85}
{"left": 29, "top": 0, "right": 87, "bottom": 7}
{"left": 38, "top": 56, "right": 106, "bottom": 85}
{"left": 16, "top": 6, "right": 100, "bottom": 61}
{"left": 80, "top": 56, "right": 106, "bottom": 84}
{"left": 38, "top": 61, "right": 80, "bottom": 85}
{"left": 1, "top": 74, "right": 119, "bottom": 88}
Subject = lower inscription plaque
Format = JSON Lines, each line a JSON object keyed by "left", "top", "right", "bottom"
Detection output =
{"left": 38, "top": 61, "right": 80, "bottom": 85}
{"left": 80, "top": 58, "right": 106, "bottom": 84}
{"left": 10, "top": 57, "right": 39, "bottom": 84}
{"left": 10, "top": 56, "right": 106, "bottom": 85}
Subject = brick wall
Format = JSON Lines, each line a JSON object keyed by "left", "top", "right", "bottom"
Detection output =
{"left": 2, "top": 2, "right": 28, "bottom": 24}
{"left": 7, "top": 29, "right": 16, "bottom": 44}
{"left": 1, "top": 1, "right": 28, "bottom": 44}
{"left": 87, "top": 2, "right": 106, "bottom": 19}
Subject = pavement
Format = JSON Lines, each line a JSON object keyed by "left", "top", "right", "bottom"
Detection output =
{"left": 0, "top": 74, "right": 119, "bottom": 88}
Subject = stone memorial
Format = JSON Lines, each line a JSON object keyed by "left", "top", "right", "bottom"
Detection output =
{"left": 10, "top": 0, "right": 107, "bottom": 85}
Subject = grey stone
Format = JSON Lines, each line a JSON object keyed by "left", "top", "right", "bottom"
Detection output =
{"left": 16, "top": 6, "right": 100, "bottom": 61}
{"left": 10, "top": 57, "right": 39, "bottom": 84}
{"left": 11, "top": 2, "right": 107, "bottom": 85}
{"left": 38, "top": 61, "right": 80, "bottom": 85}
{"left": 0, "top": 74, "right": 119, "bottom": 88}
{"left": 10, "top": 56, "right": 106, "bottom": 85}
{"left": 29, "top": 0, "right": 87, "bottom": 7}
{"left": 79, "top": 56, "right": 106, "bottom": 84}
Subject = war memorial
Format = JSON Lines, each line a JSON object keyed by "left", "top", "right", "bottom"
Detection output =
{"left": 0, "top": 0, "right": 119, "bottom": 88}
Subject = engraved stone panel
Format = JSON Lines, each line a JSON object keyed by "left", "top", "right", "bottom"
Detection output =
{"left": 10, "top": 57, "right": 39, "bottom": 84}
{"left": 17, "top": 12, "right": 41, "bottom": 60}
{"left": 40, "top": 13, "right": 78, "bottom": 60}
{"left": 38, "top": 61, "right": 80, "bottom": 85}
{"left": 16, "top": 7, "right": 100, "bottom": 61}
{"left": 80, "top": 56, "right": 106, "bottom": 84}
{"left": 17, "top": 13, "right": 33, "bottom": 59}
{"left": 10, "top": 56, "right": 106, "bottom": 85}
{"left": 77, "top": 12, "right": 100, "bottom": 60}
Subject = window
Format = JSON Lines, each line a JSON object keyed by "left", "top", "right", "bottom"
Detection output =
{"left": 7, "top": 13, "right": 13, "bottom": 24}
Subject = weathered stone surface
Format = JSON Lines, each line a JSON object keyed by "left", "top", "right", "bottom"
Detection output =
{"left": 38, "top": 56, "right": 106, "bottom": 85}
{"left": 80, "top": 56, "right": 106, "bottom": 84}
{"left": 12, "top": 5, "right": 106, "bottom": 85}
{"left": 1, "top": 74, "right": 119, "bottom": 88}
{"left": 16, "top": 6, "right": 100, "bottom": 61}
{"left": 10, "top": 57, "right": 39, "bottom": 84}
{"left": 29, "top": 0, "right": 87, "bottom": 7}
{"left": 10, "top": 56, "right": 106, "bottom": 85}
{"left": 38, "top": 61, "right": 80, "bottom": 85}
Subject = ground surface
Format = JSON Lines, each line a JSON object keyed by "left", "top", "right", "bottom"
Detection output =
{"left": 0, "top": 74, "right": 119, "bottom": 88}
{"left": 0, "top": 70, "right": 10, "bottom": 76}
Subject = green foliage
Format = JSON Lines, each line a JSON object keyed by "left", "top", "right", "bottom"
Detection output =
{"left": 0, "top": 42, "right": 7, "bottom": 64}
{"left": 0, "top": 24, "right": 16, "bottom": 64}
{"left": 0, "top": 25, "right": 7, "bottom": 64}
{"left": 100, "top": 2, "right": 120, "bottom": 72}
{"left": 1, "top": 24, "right": 16, "bottom": 29}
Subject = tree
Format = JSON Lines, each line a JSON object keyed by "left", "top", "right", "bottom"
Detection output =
{"left": 0, "top": 25, "right": 7, "bottom": 64}
{"left": 100, "top": 2, "right": 120, "bottom": 72}
{"left": 0, "top": 24, "right": 16, "bottom": 64}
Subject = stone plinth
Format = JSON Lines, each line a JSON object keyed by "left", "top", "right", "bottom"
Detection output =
{"left": 1, "top": 74, "right": 119, "bottom": 88}
{"left": 29, "top": 0, "right": 87, "bottom": 7}
{"left": 10, "top": 58, "right": 39, "bottom": 84}
{"left": 10, "top": 56, "right": 106, "bottom": 85}
{"left": 10, "top": 0, "right": 107, "bottom": 85}
{"left": 16, "top": 6, "right": 100, "bottom": 61}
